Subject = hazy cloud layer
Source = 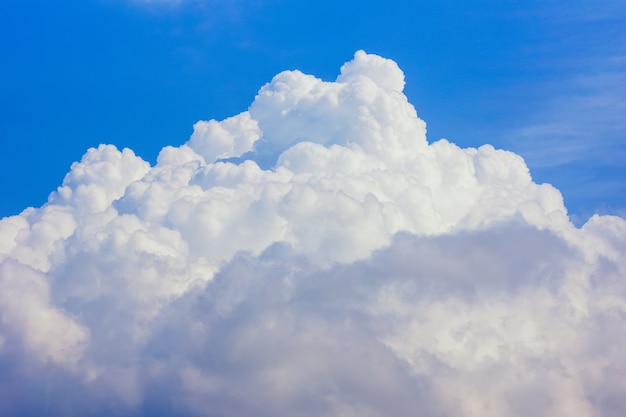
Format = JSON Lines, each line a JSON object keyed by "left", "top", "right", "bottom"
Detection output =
{"left": 0, "top": 51, "right": 624, "bottom": 416}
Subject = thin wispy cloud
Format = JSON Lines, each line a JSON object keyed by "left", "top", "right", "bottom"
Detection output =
{"left": 507, "top": 65, "right": 626, "bottom": 168}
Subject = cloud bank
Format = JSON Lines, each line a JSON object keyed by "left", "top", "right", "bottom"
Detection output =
{"left": 1, "top": 50, "right": 624, "bottom": 416}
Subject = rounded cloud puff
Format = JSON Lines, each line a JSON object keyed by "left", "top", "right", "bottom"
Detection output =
{"left": 337, "top": 49, "right": 406, "bottom": 92}
{"left": 0, "top": 51, "right": 624, "bottom": 417}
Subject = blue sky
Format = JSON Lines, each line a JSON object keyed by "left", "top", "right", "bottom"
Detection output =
{"left": 1, "top": 0, "right": 624, "bottom": 223}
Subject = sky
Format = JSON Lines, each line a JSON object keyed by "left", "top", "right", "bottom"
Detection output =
{"left": 0, "top": 1, "right": 626, "bottom": 416}
{"left": 1, "top": 0, "right": 624, "bottom": 222}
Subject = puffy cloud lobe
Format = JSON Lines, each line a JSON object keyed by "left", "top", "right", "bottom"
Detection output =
{"left": 187, "top": 111, "right": 260, "bottom": 163}
{"left": 0, "top": 50, "right": 624, "bottom": 416}
{"left": 337, "top": 49, "right": 406, "bottom": 91}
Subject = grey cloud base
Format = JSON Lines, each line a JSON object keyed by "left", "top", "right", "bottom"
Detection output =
{"left": 0, "top": 51, "right": 624, "bottom": 416}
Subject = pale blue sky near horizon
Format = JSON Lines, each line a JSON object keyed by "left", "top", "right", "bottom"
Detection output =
{"left": 1, "top": 0, "right": 624, "bottom": 225}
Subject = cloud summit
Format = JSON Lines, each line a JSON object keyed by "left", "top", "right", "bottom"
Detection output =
{"left": 1, "top": 51, "right": 625, "bottom": 416}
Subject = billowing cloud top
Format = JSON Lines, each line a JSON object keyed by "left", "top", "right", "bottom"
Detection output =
{"left": 1, "top": 51, "right": 624, "bottom": 416}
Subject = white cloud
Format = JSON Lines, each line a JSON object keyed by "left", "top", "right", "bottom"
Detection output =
{"left": 0, "top": 51, "right": 624, "bottom": 416}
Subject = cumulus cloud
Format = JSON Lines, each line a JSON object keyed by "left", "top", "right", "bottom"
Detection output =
{"left": 0, "top": 51, "right": 624, "bottom": 416}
